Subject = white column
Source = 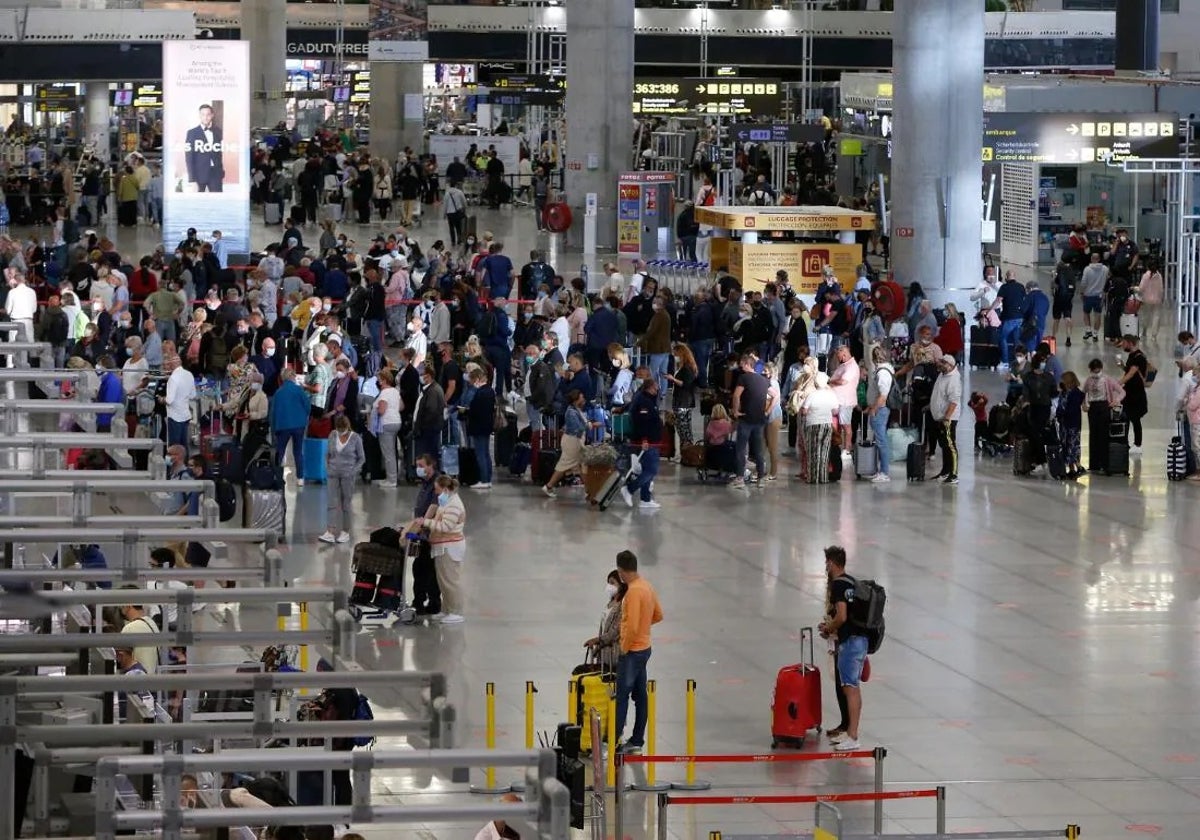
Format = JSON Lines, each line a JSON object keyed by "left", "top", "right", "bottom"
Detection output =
{"left": 889, "top": 0, "right": 984, "bottom": 305}
{"left": 242, "top": 0, "right": 287, "bottom": 128}
{"left": 565, "top": 0, "right": 635, "bottom": 251}
{"left": 370, "top": 63, "right": 425, "bottom": 165}
{"left": 84, "top": 83, "right": 110, "bottom": 163}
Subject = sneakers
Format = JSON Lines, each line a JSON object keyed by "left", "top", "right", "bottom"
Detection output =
{"left": 728, "top": 478, "right": 746, "bottom": 489}
{"left": 832, "top": 738, "right": 862, "bottom": 752}
{"left": 616, "top": 741, "right": 644, "bottom": 755}
{"left": 639, "top": 499, "right": 661, "bottom": 510}
{"left": 541, "top": 485, "right": 557, "bottom": 498}
{"left": 1065, "top": 336, "right": 1072, "bottom": 347}
{"left": 1129, "top": 445, "right": 1143, "bottom": 456}
{"left": 942, "top": 475, "right": 958, "bottom": 485}
{"left": 318, "top": 531, "right": 336, "bottom": 543}
{"left": 469, "top": 482, "right": 492, "bottom": 490}
{"left": 871, "top": 473, "right": 891, "bottom": 483}
{"left": 297, "top": 479, "right": 305, "bottom": 487}
{"left": 439, "top": 613, "right": 465, "bottom": 624}
{"left": 336, "top": 531, "right": 351, "bottom": 543}
{"left": 620, "top": 486, "right": 634, "bottom": 508}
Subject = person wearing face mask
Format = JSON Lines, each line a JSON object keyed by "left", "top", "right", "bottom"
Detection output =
{"left": 318, "top": 415, "right": 365, "bottom": 544}
{"left": 423, "top": 475, "right": 466, "bottom": 624}
{"left": 121, "top": 335, "right": 149, "bottom": 394}
{"left": 636, "top": 295, "right": 672, "bottom": 401}
{"left": 623, "top": 278, "right": 658, "bottom": 340}
{"left": 896, "top": 325, "right": 943, "bottom": 458}
{"left": 237, "top": 371, "right": 269, "bottom": 441}
{"left": 406, "top": 453, "right": 442, "bottom": 615}
{"left": 324, "top": 358, "right": 361, "bottom": 431}
{"left": 269, "top": 368, "right": 310, "bottom": 486}
{"left": 406, "top": 312, "right": 429, "bottom": 369}
{"left": 250, "top": 337, "right": 280, "bottom": 396}
{"left": 412, "top": 364, "right": 447, "bottom": 467}
{"left": 585, "top": 293, "right": 620, "bottom": 373}
{"left": 523, "top": 343, "right": 556, "bottom": 434}
{"left": 584, "top": 570, "right": 628, "bottom": 672}
{"left": 94, "top": 354, "right": 124, "bottom": 432}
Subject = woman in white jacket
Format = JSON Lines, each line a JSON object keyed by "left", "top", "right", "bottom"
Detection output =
{"left": 424, "top": 475, "right": 467, "bottom": 624}
{"left": 970, "top": 271, "right": 1001, "bottom": 328}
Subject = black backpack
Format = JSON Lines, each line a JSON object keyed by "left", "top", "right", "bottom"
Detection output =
{"left": 45, "top": 311, "right": 68, "bottom": 346}
{"left": 841, "top": 575, "right": 887, "bottom": 654}
{"left": 476, "top": 309, "right": 497, "bottom": 339}
{"left": 215, "top": 479, "right": 238, "bottom": 522}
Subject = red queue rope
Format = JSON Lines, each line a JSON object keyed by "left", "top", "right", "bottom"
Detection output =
{"left": 662, "top": 787, "right": 941, "bottom": 807}
{"left": 621, "top": 750, "right": 878, "bottom": 764}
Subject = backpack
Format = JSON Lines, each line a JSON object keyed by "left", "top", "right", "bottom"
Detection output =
{"left": 135, "top": 389, "right": 157, "bottom": 417}
{"left": 529, "top": 361, "right": 556, "bottom": 411}
{"left": 476, "top": 309, "right": 497, "bottom": 339}
{"left": 215, "top": 479, "right": 237, "bottom": 522}
{"left": 841, "top": 574, "right": 886, "bottom": 653}
{"left": 698, "top": 185, "right": 716, "bottom": 207}
{"left": 749, "top": 189, "right": 771, "bottom": 207}
{"left": 80, "top": 544, "right": 111, "bottom": 590}
{"left": 879, "top": 365, "right": 903, "bottom": 413}
{"left": 352, "top": 692, "right": 375, "bottom": 748}
{"left": 63, "top": 217, "right": 80, "bottom": 246}
{"left": 528, "top": 261, "right": 554, "bottom": 295}
{"left": 208, "top": 336, "right": 230, "bottom": 373}
{"left": 45, "top": 311, "right": 68, "bottom": 346}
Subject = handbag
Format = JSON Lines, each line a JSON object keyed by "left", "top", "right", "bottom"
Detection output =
{"left": 307, "top": 415, "right": 332, "bottom": 439}
{"left": 493, "top": 401, "right": 509, "bottom": 433}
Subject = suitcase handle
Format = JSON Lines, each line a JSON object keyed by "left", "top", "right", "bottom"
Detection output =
{"left": 800, "top": 626, "right": 816, "bottom": 669}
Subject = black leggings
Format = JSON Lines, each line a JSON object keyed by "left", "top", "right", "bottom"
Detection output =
{"left": 1128, "top": 415, "right": 1144, "bottom": 448}
{"left": 833, "top": 652, "right": 849, "bottom": 732}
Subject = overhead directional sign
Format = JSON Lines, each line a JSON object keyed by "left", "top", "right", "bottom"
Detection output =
{"left": 633, "top": 77, "right": 781, "bottom": 117}
{"left": 730, "top": 123, "right": 825, "bottom": 144}
{"left": 486, "top": 74, "right": 565, "bottom": 107}
{"left": 982, "top": 112, "right": 1180, "bottom": 164}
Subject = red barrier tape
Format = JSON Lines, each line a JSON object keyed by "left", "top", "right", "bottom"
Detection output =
{"left": 621, "top": 751, "right": 876, "bottom": 765}
{"left": 663, "top": 788, "right": 939, "bottom": 807}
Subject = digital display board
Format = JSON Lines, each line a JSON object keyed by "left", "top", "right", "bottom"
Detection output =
{"left": 112, "top": 89, "right": 134, "bottom": 107}
{"left": 982, "top": 112, "right": 1180, "bottom": 164}
{"left": 730, "top": 123, "right": 825, "bottom": 144}
{"left": 632, "top": 77, "right": 781, "bottom": 117}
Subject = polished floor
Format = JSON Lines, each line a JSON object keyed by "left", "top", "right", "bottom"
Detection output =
{"left": 19, "top": 209, "right": 1200, "bottom": 839}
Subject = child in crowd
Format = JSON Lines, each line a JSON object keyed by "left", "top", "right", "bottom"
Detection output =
{"left": 967, "top": 391, "right": 989, "bottom": 451}
{"left": 1056, "top": 371, "right": 1086, "bottom": 478}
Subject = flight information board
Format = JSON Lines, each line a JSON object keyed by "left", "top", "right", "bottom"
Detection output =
{"left": 982, "top": 112, "right": 1180, "bottom": 164}
{"left": 633, "top": 77, "right": 781, "bottom": 117}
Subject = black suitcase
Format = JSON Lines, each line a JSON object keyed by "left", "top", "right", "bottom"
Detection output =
{"left": 1013, "top": 436, "right": 1034, "bottom": 476}
{"left": 969, "top": 341, "right": 1001, "bottom": 370}
{"left": 290, "top": 204, "right": 306, "bottom": 224}
{"left": 1108, "top": 442, "right": 1130, "bottom": 476}
{"left": 458, "top": 445, "right": 480, "bottom": 486}
{"left": 1045, "top": 439, "right": 1067, "bottom": 479}
{"left": 905, "top": 437, "right": 925, "bottom": 482}
{"left": 536, "top": 447, "right": 561, "bottom": 487}
{"left": 494, "top": 411, "right": 518, "bottom": 469}
{"left": 361, "top": 430, "right": 387, "bottom": 482}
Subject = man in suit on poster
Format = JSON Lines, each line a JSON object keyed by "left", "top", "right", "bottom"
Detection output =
{"left": 184, "top": 104, "right": 225, "bottom": 193}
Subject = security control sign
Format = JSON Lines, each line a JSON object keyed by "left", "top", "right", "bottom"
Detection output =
{"left": 982, "top": 112, "right": 1180, "bottom": 164}
{"left": 633, "top": 77, "right": 781, "bottom": 117}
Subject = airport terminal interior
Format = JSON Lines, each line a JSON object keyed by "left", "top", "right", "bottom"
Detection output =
{"left": 3, "top": 1, "right": 1200, "bottom": 839}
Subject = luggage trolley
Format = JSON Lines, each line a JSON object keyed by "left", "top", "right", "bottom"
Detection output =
{"left": 348, "top": 536, "right": 418, "bottom": 624}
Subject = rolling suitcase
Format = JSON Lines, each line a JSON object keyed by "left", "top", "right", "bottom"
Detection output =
{"left": 243, "top": 487, "right": 286, "bottom": 539}
{"left": 361, "top": 430, "right": 387, "bottom": 483}
{"left": 1107, "top": 407, "right": 1129, "bottom": 476}
{"left": 771, "top": 627, "right": 822, "bottom": 749}
{"left": 302, "top": 436, "right": 328, "bottom": 483}
{"left": 1119, "top": 312, "right": 1139, "bottom": 337}
{"left": 203, "top": 434, "right": 242, "bottom": 482}
{"left": 264, "top": 203, "right": 282, "bottom": 225}
{"left": 349, "top": 540, "right": 411, "bottom": 619}
{"left": 570, "top": 670, "right": 614, "bottom": 754}
{"left": 1012, "top": 436, "right": 1034, "bottom": 476}
{"left": 494, "top": 410, "right": 518, "bottom": 469}
{"left": 458, "top": 445, "right": 480, "bottom": 486}
{"left": 905, "top": 430, "right": 925, "bottom": 482}
{"left": 510, "top": 441, "right": 532, "bottom": 476}
{"left": 1045, "top": 426, "right": 1067, "bottom": 480}
{"left": 854, "top": 423, "right": 878, "bottom": 479}
{"left": 1167, "top": 431, "right": 1188, "bottom": 481}
{"left": 968, "top": 325, "right": 1000, "bottom": 370}
{"left": 597, "top": 451, "right": 642, "bottom": 511}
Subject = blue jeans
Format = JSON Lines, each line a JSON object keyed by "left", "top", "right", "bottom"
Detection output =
{"left": 526, "top": 402, "right": 544, "bottom": 432}
{"left": 616, "top": 647, "right": 652, "bottom": 746}
{"left": 167, "top": 418, "right": 190, "bottom": 452}
{"left": 1024, "top": 317, "right": 1046, "bottom": 352}
{"left": 275, "top": 426, "right": 305, "bottom": 478}
{"left": 648, "top": 353, "right": 669, "bottom": 400}
{"left": 365, "top": 319, "right": 385, "bottom": 354}
{"left": 734, "top": 420, "right": 766, "bottom": 481}
{"left": 627, "top": 445, "right": 660, "bottom": 502}
{"left": 869, "top": 407, "right": 890, "bottom": 475}
{"left": 157, "top": 319, "right": 177, "bottom": 343}
{"left": 690, "top": 338, "right": 714, "bottom": 388}
{"left": 470, "top": 434, "right": 493, "bottom": 484}
{"left": 999, "top": 319, "right": 1023, "bottom": 365}
{"left": 836, "top": 634, "right": 869, "bottom": 688}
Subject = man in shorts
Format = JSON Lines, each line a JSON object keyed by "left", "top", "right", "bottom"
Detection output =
{"left": 1079, "top": 252, "right": 1109, "bottom": 343}
{"left": 818, "top": 546, "right": 869, "bottom": 752}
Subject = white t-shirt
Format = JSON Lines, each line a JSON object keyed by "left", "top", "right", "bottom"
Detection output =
{"left": 122, "top": 357, "right": 150, "bottom": 394}
{"left": 801, "top": 388, "right": 841, "bottom": 426}
{"left": 165, "top": 367, "right": 196, "bottom": 422}
{"left": 550, "top": 317, "right": 571, "bottom": 356}
{"left": 151, "top": 579, "right": 188, "bottom": 629}
{"left": 376, "top": 386, "right": 403, "bottom": 425}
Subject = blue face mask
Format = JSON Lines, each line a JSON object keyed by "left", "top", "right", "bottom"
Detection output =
{"left": 416, "top": 466, "right": 428, "bottom": 478}
{"left": 437, "top": 491, "right": 451, "bottom": 507}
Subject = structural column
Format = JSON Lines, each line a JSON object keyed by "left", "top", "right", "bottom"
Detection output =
{"left": 370, "top": 63, "right": 425, "bottom": 165}
{"left": 241, "top": 0, "right": 288, "bottom": 128}
{"left": 889, "top": 0, "right": 984, "bottom": 302}
{"left": 83, "top": 83, "right": 111, "bottom": 164}
{"left": 564, "top": 0, "right": 635, "bottom": 252}
{"left": 1115, "top": 0, "right": 1160, "bottom": 72}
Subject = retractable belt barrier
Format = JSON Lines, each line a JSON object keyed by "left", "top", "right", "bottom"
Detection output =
{"left": 656, "top": 787, "right": 945, "bottom": 840}
{"left": 615, "top": 748, "right": 889, "bottom": 840}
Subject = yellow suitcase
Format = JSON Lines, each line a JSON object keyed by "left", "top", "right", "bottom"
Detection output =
{"left": 569, "top": 671, "right": 613, "bottom": 753}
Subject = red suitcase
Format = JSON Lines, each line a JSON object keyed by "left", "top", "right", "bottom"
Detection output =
{"left": 771, "top": 627, "right": 822, "bottom": 748}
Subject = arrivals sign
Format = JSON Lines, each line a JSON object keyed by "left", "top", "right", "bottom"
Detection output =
{"left": 162, "top": 40, "right": 251, "bottom": 256}
{"left": 369, "top": 0, "right": 428, "bottom": 62}
{"left": 632, "top": 77, "right": 781, "bottom": 117}
{"left": 981, "top": 112, "right": 1180, "bottom": 164}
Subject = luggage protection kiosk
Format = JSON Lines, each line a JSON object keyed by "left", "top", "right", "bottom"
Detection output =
{"left": 617, "top": 171, "right": 677, "bottom": 258}
{"left": 696, "top": 205, "right": 873, "bottom": 293}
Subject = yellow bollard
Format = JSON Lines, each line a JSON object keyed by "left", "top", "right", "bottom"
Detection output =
{"left": 669, "top": 679, "right": 711, "bottom": 790}
{"left": 510, "top": 681, "right": 537, "bottom": 792}
{"left": 606, "top": 687, "right": 618, "bottom": 791}
{"left": 298, "top": 602, "right": 309, "bottom": 695}
{"left": 470, "top": 682, "right": 512, "bottom": 795}
{"left": 631, "top": 679, "right": 669, "bottom": 792}
{"left": 568, "top": 679, "right": 577, "bottom": 724}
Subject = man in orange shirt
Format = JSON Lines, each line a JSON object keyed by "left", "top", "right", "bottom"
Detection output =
{"left": 615, "top": 549, "right": 663, "bottom": 754}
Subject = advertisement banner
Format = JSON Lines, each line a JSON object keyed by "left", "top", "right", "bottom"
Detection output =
{"left": 728, "top": 241, "right": 862, "bottom": 293}
{"left": 369, "top": 0, "right": 428, "bottom": 62}
{"left": 162, "top": 40, "right": 251, "bottom": 256}
{"left": 618, "top": 184, "right": 641, "bottom": 254}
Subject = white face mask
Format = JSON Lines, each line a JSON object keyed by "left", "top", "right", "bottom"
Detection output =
{"left": 335, "top": 371, "right": 346, "bottom": 379}
{"left": 251, "top": 382, "right": 263, "bottom": 392}
{"left": 605, "top": 583, "right": 618, "bottom": 599}
{"left": 264, "top": 347, "right": 275, "bottom": 357}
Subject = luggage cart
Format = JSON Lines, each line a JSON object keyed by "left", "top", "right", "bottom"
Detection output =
{"left": 348, "top": 537, "right": 418, "bottom": 624}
